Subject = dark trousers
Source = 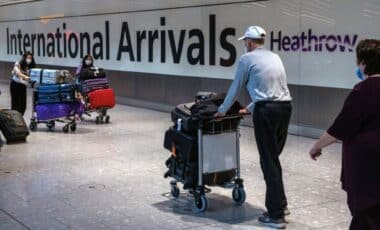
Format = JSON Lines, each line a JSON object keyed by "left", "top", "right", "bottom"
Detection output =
{"left": 350, "top": 205, "right": 380, "bottom": 230}
{"left": 253, "top": 101, "right": 292, "bottom": 219}
{"left": 10, "top": 80, "right": 27, "bottom": 115}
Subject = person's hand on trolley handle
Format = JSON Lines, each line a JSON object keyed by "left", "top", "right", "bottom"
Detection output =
{"left": 238, "top": 108, "right": 249, "bottom": 115}
{"left": 214, "top": 108, "right": 250, "bottom": 118}
{"left": 214, "top": 112, "right": 224, "bottom": 118}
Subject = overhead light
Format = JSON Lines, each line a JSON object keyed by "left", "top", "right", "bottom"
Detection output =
{"left": 39, "top": 13, "right": 65, "bottom": 24}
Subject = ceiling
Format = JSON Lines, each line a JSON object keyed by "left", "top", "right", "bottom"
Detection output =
{"left": 1, "top": 0, "right": 379, "bottom": 23}
{"left": 0, "top": 0, "right": 264, "bottom": 21}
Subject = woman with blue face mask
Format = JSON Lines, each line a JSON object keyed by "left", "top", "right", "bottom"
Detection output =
{"left": 309, "top": 39, "right": 380, "bottom": 229}
{"left": 355, "top": 66, "right": 365, "bottom": 80}
{"left": 10, "top": 52, "right": 36, "bottom": 115}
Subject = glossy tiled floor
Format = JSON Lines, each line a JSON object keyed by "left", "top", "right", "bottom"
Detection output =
{"left": 0, "top": 83, "right": 350, "bottom": 230}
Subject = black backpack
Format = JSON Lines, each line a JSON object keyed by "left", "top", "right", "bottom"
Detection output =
{"left": 78, "top": 67, "right": 106, "bottom": 81}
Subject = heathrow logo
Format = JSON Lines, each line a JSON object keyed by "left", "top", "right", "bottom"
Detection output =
{"left": 270, "top": 29, "right": 359, "bottom": 53}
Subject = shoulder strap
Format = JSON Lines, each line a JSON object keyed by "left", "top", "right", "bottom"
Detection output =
{"left": 39, "top": 69, "right": 44, "bottom": 84}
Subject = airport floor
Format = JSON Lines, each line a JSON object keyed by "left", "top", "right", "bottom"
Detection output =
{"left": 0, "top": 83, "right": 351, "bottom": 230}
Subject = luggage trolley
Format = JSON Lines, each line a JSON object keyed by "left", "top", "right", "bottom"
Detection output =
{"left": 83, "top": 104, "right": 111, "bottom": 124}
{"left": 29, "top": 84, "right": 79, "bottom": 133}
{"left": 168, "top": 114, "right": 247, "bottom": 212}
{"left": 76, "top": 73, "right": 114, "bottom": 125}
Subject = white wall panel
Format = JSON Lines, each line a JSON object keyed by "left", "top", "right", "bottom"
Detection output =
{"left": 0, "top": 0, "right": 379, "bottom": 89}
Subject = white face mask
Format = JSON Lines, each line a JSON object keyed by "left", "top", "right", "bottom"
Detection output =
{"left": 26, "top": 59, "right": 32, "bottom": 65}
{"left": 85, "top": 60, "right": 92, "bottom": 66}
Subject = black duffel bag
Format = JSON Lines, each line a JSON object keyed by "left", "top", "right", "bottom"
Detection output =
{"left": 78, "top": 67, "right": 106, "bottom": 80}
{"left": 191, "top": 92, "right": 242, "bottom": 118}
{"left": 171, "top": 92, "right": 243, "bottom": 133}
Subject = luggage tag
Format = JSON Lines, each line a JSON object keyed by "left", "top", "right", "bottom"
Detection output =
{"left": 176, "top": 118, "right": 182, "bottom": 131}
{"left": 171, "top": 143, "right": 177, "bottom": 157}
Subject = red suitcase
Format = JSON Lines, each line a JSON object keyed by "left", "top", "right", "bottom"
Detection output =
{"left": 88, "top": 88, "right": 116, "bottom": 110}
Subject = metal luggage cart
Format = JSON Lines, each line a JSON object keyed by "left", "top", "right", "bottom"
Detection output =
{"left": 82, "top": 104, "right": 111, "bottom": 124}
{"left": 76, "top": 78, "right": 111, "bottom": 125}
{"left": 29, "top": 86, "right": 77, "bottom": 133}
{"left": 169, "top": 114, "right": 247, "bottom": 212}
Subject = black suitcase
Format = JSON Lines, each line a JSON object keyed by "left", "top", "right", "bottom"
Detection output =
{"left": 165, "top": 156, "right": 236, "bottom": 188}
{"left": 164, "top": 127, "right": 197, "bottom": 162}
{"left": 0, "top": 110, "right": 29, "bottom": 143}
{"left": 78, "top": 67, "right": 106, "bottom": 80}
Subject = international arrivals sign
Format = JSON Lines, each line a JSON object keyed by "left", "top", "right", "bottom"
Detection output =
{"left": 5, "top": 15, "right": 237, "bottom": 67}
{"left": 5, "top": 19, "right": 358, "bottom": 64}
{"left": 0, "top": 1, "right": 375, "bottom": 89}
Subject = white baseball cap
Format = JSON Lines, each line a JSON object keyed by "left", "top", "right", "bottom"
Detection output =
{"left": 238, "top": 26, "right": 266, "bottom": 40}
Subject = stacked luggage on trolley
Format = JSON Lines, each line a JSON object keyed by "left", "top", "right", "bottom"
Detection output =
{"left": 163, "top": 92, "right": 247, "bottom": 212}
{"left": 29, "top": 69, "right": 83, "bottom": 133}
{"left": 77, "top": 67, "right": 115, "bottom": 124}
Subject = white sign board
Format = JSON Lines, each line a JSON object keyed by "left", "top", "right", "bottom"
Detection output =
{"left": 0, "top": 1, "right": 378, "bottom": 89}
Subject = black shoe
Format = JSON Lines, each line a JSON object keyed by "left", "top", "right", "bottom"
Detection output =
{"left": 262, "top": 210, "right": 290, "bottom": 224}
{"left": 284, "top": 207, "right": 290, "bottom": 216}
{"left": 262, "top": 208, "right": 290, "bottom": 218}
{"left": 258, "top": 213, "right": 286, "bottom": 229}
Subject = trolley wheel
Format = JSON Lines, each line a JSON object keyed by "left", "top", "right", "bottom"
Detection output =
{"left": 194, "top": 194, "right": 208, "bottom": 212}
{"left": 232, "top": 187, "right": 246, "bottom": 205}
{"left": 95, "top": 116, "right": 100, "bottom": 124}
{"left": 101, "top": 108, "right": 107, "bottom": 116}
{"left": 29, "top": 122, "right": 37, "bottom": 131}
{"left": 70, "top": 123, "right": 77, "bottom": 132}
{"left": 105, "top": 115, "right": 110, "bottom": 124}
{"left": 63, "top": 125, "right": 69, "bottom": 133}
{"left": 170, "top": 184, "right": 180, "bottom": 198}
{"left": 47, "top": 121, "right": 55, "bottom": 131}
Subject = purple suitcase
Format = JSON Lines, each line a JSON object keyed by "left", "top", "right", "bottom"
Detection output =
{"left": 36, "top": 102, "right": 84, "bottom": 121}
{"left": 81, "top": 78, "right": 109, "bottom": 94}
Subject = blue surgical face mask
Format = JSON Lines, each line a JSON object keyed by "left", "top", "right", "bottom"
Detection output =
{"left": 355, "top": 67, "right": 364, "bottom": 81}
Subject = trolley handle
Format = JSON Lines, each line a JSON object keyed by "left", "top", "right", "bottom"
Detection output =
{"left": 207, "top": 112, "right": 251, "bottom": 124}
{"left": 29, "top": 80, "right": 37, "bottom": 88}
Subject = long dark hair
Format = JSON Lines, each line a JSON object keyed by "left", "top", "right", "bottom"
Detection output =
{"left": 19, "top": 52, "right": 36, "bottom": 72}
{"left": 81, "top": 54, "right": 94, "bottom": 69}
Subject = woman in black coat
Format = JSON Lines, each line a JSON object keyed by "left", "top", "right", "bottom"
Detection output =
{"left": 75, "top": 54, "right": 94, "bottom": 76}
{"left": 10, "top": 52, "right": 36, "bottom": 115}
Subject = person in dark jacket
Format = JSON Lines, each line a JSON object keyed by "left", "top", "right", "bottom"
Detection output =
{"left": 309, "top": 39, "right": 380, "bottom": 230}
{"left": 75, "top": 54, "right": 95, "bottom": 76}
{"left": 10, "top": 52, "right": 36, "bottom": 115}
{"left": 74, "top": 54, "right": 97, "bottom": 117}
